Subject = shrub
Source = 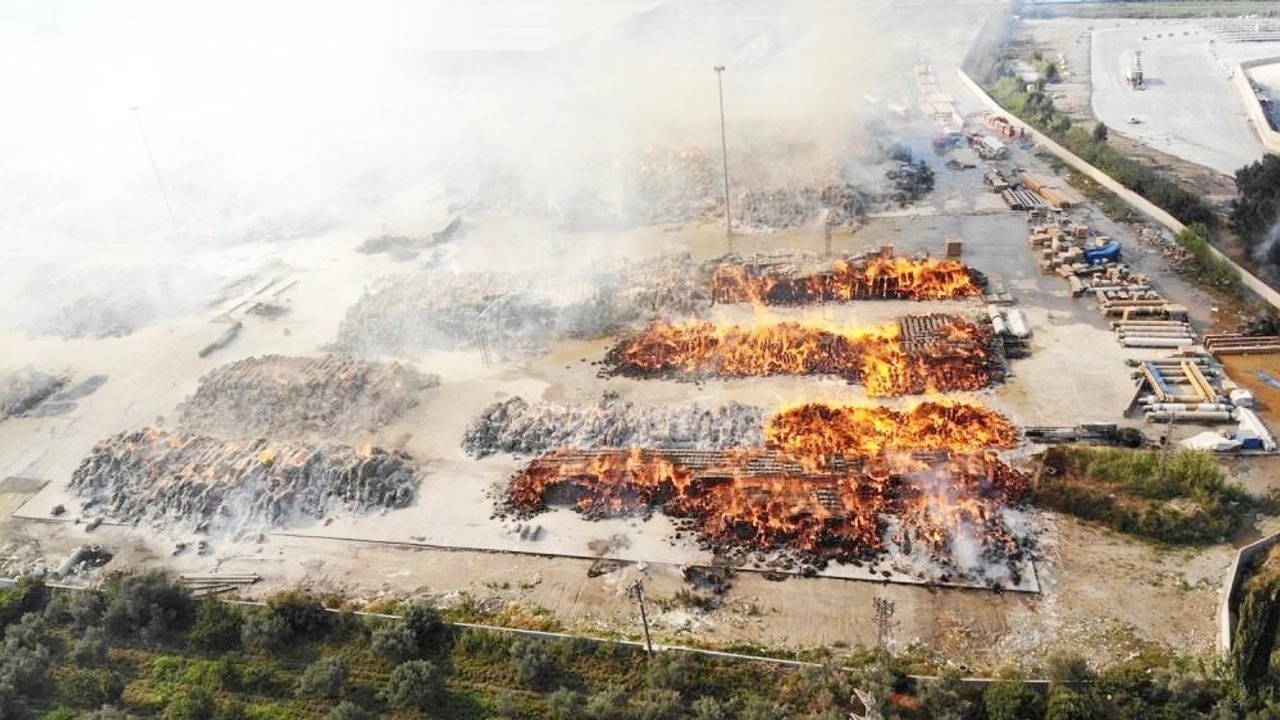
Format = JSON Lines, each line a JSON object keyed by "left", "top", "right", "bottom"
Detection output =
{"left": 188, "top": 598, "right": 242, "bottom": 653}
{"left": 71, "top": 626, "right": 109, "bottom": 666}
{"left": 585, "top": 687, "right": 629, "bottom": 720}
{"left": 1046, "top": 687, "right": 1091, "bottom": 720}
{"left": 983, "top": 679, "right": 1044, "bottom": 720}
{"left": 371, "top": 600, "right": 445, "bottom": 662}
{"left": 161, "top": 687, "right": 218, "bottom": 720}
{"left": 636, "top": 689, "right": 682, "bottom": 720}
{"left": 371, "top": 621, "right": 419, "bottom": 663}
{"left": 547, "top": 688, "right": 584, "bottom": 720}
{"left": 263, "top": 589, "right": 330, "bottom": 638}
{"left": 296, "top": 657, "right": 348, "bottom": 699}
{"left": 55, "top": 667, "right": 124, "bottom": 709}
{"left": 509, "top": 639, "right": 559, "bottom": 690}
{"left": 690, "top": 696, "right": 732, "bottom": 720}
{"left": 1046, "top": 652, "right": 1094, "bottom": 684}
{"left": 386, "top": 659, "right": 444, "bottom": 711}
{"left": 0, "top": 576, "right": 48, "bottom": 629}
{"left": 102, "top": 572, "right": 195, "bottom": 643}
{"left": 325, "top": 700, "right": 370, "bottom": 720}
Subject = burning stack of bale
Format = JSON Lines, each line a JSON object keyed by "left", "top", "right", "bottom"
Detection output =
{"left": 501, "top": 441, "right": 1030, "bottom": 581}
{"left": 69, "top": 428, "right": 419, "bottom": 536}
{"left": 463, "top": 396, "right": 765, "bottom": 458}
{"left": 177, "top": 355, "right": 438, "bottom": 440}
{"left": 602, "top": 314, "right": 1003, "bottom": 396}
{"left": 709, "top": 252, "right": 985, "bottom": 304}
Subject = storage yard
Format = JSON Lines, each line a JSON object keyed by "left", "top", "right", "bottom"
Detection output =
{"left": 3, "top": 0, "right": 1279, "bottom": 671}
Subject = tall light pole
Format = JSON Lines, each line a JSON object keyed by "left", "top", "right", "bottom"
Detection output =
{"left": 129, "top": 105, "right": 180, "bottom": 235}
{"left": 713, "top": 65, "right": 732, "bottom": 250}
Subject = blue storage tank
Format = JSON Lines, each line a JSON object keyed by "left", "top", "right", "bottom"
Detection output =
{"left": 1083, "top": 240, "right": 1121, "bottom": 265}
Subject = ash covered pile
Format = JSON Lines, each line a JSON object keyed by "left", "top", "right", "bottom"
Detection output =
{"left": 333, "top": 256, "right": 708, "bottom": 358}
{"left": 736, "top": 184, "right": 867, "bottom": 231}
{"left": 69, "top": 428, "right": 419, "bottom": 535}
{"left": 1, "top": 367, "right": 69, "bottom": 419}
{"left": 177, "top": 355, "right": 438, "bottom": 439}
{"left": 463, "top": 395, "right": 764, "bottom": 458}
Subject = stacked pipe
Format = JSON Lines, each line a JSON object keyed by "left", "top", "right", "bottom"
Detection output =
{"left": 987, "top": 305, "right": 1030, "bottom": 338}
{"left": 1113, "top": 319, "right": 1196, "bottom": 349}
{"left": 1203, "top": 334, "right": 1280, "bottom": 355}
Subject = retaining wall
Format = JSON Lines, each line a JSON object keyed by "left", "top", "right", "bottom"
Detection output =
{"left": 1236, "top": 58, "right": 1280, "bottom": 155}
{"left": 1218, "top": 532, "right": 1280, "bottom": 654}
{"left": 955, "top": 67, "right": 1280, "bottom": 312}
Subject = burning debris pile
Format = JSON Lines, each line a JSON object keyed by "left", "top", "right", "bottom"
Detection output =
{"left": 766, "top": 402, "right": 1018, "bottom": 462}
{"left": 710, "top": 254, "right": 985, "bottom": 304}
{"left": 504, "top": 447, "right": 1029, "bottom": 582}
{"left": 603, "top": 315, "right": 1002, "bottom": 396}
{"left": 463, "top": 395, "right": 764, "bottom": 458}
{"left": 333, "top": 256, "right": 708, "bottom": 358}
{"left": 626, "top": 147, "right": 721, "bottom": 224}
{"left": 736, "top": 184, "right": 868, "bottom": 231}
{"left": 177, "top": 355, "right": 437, "bottom": 440}
{"left": 885, "top": 160, "right": 936, "bottom": 206}
{"left": 69, "top": 428, "right": 419, "bottom": 535}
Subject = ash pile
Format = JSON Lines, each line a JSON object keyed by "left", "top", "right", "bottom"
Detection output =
{"left": 333, "top": 255, "right": 709, "bottom": 359}
{"left": 463, "top": 395, "right": 764, "bottom": 458}
{"left": 176, "top": 355, "right": 438, "bottom": 440}
{"left": 69, "top": 428, "right": 419, "bottom": 536}
{"left": 1, "top": 368, "right": 108, "bottom": 420}
{"left": 736, "top": 184, "right": 868, "bottom": 232}
{"left": 2, "top": 367, "right": 68, "bottom": 420}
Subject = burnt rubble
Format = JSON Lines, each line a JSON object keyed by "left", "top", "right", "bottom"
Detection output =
{"left": 177, "top": 354, "right": 437, "bottom": 440}
{"left": 463, "top": 396, "right": 765, "bottom": 458}
{"left": 70, "top": 428, "right": 419, "bottom": 536}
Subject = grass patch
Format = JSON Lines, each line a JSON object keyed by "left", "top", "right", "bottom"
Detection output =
{"left": 1036, "top": 446, "right": 1252, "bottom": 544}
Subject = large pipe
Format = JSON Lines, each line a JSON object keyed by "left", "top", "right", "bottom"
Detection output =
{"left": 1122, "top": 337, "right": 1194, "bottom": 348}
{"left": 1145, "top": 411, "right": 1234, "bottom": 423}
{"left": 1117, "top": 329, "right": 1198, "bottom": 337}
{"left": 1006, "top": 309, "right": 1031, "bottom": 338}
{"left": 1146, "top": 403, "right": 1233, "bottom": 413}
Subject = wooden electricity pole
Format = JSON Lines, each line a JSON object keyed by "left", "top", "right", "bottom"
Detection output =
{"left": 629, "top": 579, "right": 654, "bottom": 657}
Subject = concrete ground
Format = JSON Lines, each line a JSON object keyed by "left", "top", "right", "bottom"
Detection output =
{"left": 1089, "top": 20, "right": 1279, "bottom": 175}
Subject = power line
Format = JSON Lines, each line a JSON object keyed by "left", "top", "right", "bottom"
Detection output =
{"left": 129, "top": 105, "right": 180, "bottom": 235}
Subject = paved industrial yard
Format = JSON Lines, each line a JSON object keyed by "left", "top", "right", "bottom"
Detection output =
{"left": 0, "top": 1, "right": 1268, "bottom": 670}
{"left": 1091, "top": 20, "right": 1279, "bottom": 175}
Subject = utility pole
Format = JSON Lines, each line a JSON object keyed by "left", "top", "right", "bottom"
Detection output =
{"left": 129, "top": 105, "right": 180, "bottom": 235}
{"left": 713, "top": 65, "right": 732, "bottom": 251}
{"left": 629, "top": 578, "right": 654, "bottom": 657}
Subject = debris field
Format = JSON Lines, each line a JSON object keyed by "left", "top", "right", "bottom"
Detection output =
{"left": 176, "top": 354, "right": 438, "bottom": 440}
{"left": 69, "top": 428, "right": 419, "bottom": 536}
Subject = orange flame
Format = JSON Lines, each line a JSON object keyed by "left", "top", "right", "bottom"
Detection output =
{"left": 604, "top": 315, "right": 998, "bottom": 396}
{"left": 711, "top": 256, "right": 983, "bottom": 305}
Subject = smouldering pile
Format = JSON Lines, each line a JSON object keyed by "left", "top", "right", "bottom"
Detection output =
{"left": 333, "top": 256, "right": 709, "bottom": 358}
{"left": 505, "top": 448, "right": 1029, "bottom": 581}
{"left": 710, "top": 255, "right": 984, "bottom": 304}
{"left": 463, "top": 396, "right": 764, "bottom": 458}
{"left": 736, "top": 184, "right": 868, "bottom": 230}
{"left": 177, "top": 355, "right": 437, "bottom": 439}
{"left": 603, "top": 315, "right": 1001, "bottom": 396}
{"left": 1, "top": 367, "right": 68, "bottom": 420}
{"left": 69, "top": 428, "right": 419, "bottom": 535}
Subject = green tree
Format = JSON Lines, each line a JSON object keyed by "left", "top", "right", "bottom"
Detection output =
{"left": 102, "top": 572, "right": 195, "bottom": 643}
{"left": 386, "top": 659, "right": 444, "bottom": 712}
{"left": 325, "top": 700, "right": 370, "bottom": 720}
{"left": 1091, "top": 122, "right": 1108, "bottom": 143}
{"left": 918, "top": 669, "right": 973, "bottom": 720}
{"left": 71, "top": 626, "right": 109, "bottom": 666}
{"left": 1231, "top": 155, "right": 1280, "bottom": 257}
{"left": 297, "top": 657, "right": 348, "bottom": 699}
{"left": 188, "top": 598, "right": 242, "bottom": 653}
{"left": 1045, "top": 652, "right": 1093, "bottom": 684}
{"left": 983, "top": 679, "right": 1044, "bottom": 720}
{"left": 1045, "top": 687, "right": 1090, "bottom": 720}
{"left": 509, "top": 639, "right": 559, "bottom": 690}
{"left": 161, "top": 687, "right": 218, "bottom": 720}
